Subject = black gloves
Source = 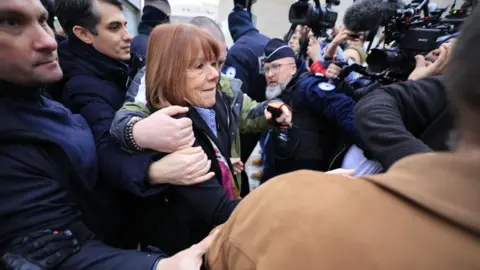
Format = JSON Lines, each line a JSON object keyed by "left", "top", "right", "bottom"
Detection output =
{"left": 233, "top": 0, "right": 257, "bottom": 9}
{"left": 1, "top": 229, "right": 80, "bottom": 270}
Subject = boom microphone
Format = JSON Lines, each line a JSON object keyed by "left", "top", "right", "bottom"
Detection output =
{"left": 343, "top": 0, "right": 405, "bottom": 32}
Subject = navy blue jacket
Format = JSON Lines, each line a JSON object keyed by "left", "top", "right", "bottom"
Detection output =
{"left": 0, "top": 82, "right": 163, "bottom": 269}
{"left": 223, "top": 5, "right": 270, "bottom": 102}
{"left": 57, "top": 38, "right": 166, "bottom": 198}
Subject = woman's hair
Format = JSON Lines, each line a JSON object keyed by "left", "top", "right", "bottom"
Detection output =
{"left": 146, "top": 23, "right": 221, "bottom": 109}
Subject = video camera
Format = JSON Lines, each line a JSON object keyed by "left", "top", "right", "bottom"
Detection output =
{"left": 284, "top": 0, "right": 339, "bottom": 61}
{"left": 288, "top": 0, "right": 338, "bottom": 36}
{"left": 360, "top": 0, "right": 468, "bottom": 83}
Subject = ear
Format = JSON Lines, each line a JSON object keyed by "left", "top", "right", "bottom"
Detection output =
{"left": 291, "top": 64, "right": 297, "bottom": 76}
{"left": 72, "top": 26, "right": 95, "bottom": 45}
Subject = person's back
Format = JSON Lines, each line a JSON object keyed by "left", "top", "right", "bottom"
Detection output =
{"left": 207, "top": 163, "right": 480, "bottom": 269}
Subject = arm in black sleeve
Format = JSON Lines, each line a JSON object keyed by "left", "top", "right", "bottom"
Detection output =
{"left": 62, "top": 78, "right": 167, "bottom": 197}
{"left": 0, "top": 144, "right": 165, "bottom": 270}
{"left": 354, "top": 76, "right": 447, "bottom": 168}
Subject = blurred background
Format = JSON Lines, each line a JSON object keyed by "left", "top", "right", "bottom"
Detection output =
{"left": 120, "top": 0, "right": 465, "bottom": 46}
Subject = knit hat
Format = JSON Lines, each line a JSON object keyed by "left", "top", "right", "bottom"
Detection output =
{"left": 144, "top": 0, "right": 171, "bottom": 16}
{"left": 264, "top": 38, "right": 296, "bottom": 63}
{"left": 345, "top": 45, "right": 368, "bottom": 64}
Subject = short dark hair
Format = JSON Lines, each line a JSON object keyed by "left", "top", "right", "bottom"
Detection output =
{"left": 54, "top": 0, "right": 123, "bottom": 38}
{"left": 446, "top": 6, "right": 480, "bottom": 133}
{"left": 40, "top": 0, "right": 55, "bottom": 29}
{"left": 189, "top": 16, "right": 225, "bottom": 42}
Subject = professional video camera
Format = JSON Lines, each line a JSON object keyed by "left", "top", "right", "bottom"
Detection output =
{"left": 284, "top": 0, "right": 340, "bottom": 60}
{"left": 342, "top": 0, "right": 469, "bottom": 84}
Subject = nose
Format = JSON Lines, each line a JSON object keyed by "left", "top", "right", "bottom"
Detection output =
{"left": 207, "top": 64, "right": 219, "bottom": 82}
{"left": 265, "top": 69, "right": 275, "bottom": 80}
{"left": 32, "top": 25, "right": 57, "bottom": 53}
{"left": 123, "top": 27, "right": 133, "bottom": 42}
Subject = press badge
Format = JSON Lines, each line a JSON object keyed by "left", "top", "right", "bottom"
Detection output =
{"left": 225, "top": 67, "right": 237, "bottom": 78}
{"left": 318, "top": 82, "right": 336, "bottom": 91}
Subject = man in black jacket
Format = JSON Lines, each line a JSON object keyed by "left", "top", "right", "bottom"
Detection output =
{"left": 0, "top": 0, "right": 216, "bottom": 269}
{"left": 354, "top": 41, "right": 454, "bottom": 170}
{"left": 131, "top": 0, "right": 170, "bottom": 58}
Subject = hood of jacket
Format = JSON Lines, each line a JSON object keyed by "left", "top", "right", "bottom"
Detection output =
{"left": 228, "top": 4, "right": 258, "bottom": 42}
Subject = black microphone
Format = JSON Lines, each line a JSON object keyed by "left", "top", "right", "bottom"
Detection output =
{"left": 343, "top": 0, "right": 405, "bottom": 32}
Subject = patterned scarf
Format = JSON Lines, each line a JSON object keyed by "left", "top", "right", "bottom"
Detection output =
{"left": 194, "top": 107, "right": 240, "bottom": 200}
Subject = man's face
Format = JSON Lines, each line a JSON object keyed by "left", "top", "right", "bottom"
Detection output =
{"left": 0, "top": 0, "right": 62, "bottom": 86}
{"left": 264, "top": 57, "right": 296, "bottom": 86}
{"left": 84, "top": 1, "right": 132, "bottom": 61}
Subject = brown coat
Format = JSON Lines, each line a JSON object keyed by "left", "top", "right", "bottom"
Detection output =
{"left": 207, "top": 152, "right": 480, "bottom": 270}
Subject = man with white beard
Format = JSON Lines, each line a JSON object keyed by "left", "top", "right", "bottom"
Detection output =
{"left": 261, "top": 38, "right": 359, "bottom": 181}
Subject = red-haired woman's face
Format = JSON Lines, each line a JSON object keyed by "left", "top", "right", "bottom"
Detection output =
{"left": 185, "top": 53, "right": 219, "bottom": 108}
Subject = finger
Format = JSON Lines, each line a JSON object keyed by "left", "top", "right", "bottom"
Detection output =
{"left": 189, "top": 158, "right": 211, "bottom": 179}
{"left": 414, "top": 55, "right": 426, "bottom": 68}
{"left": 39, "top": 247, "right": 79, "bottom": 269}
{"left": 28, "top": 231, "right": 74, "bottom": 251}
{"left": 176, "top": 126, "right": 194, "bottom": 140}
{"left": 264, "top": 111, "right": 272, "bottom": 120}
{"left": 189, "top": 160, "right": 214, "bottom": 183}
{"left": 30, "top": 237, "right": 79, "bottom": 261}
{"left": 159, "top": 106, "right": 189, "bottom": 117}
{"left": 176, "top": 118, "right": 193, "bottom": 130}
{"left": 325, "top": 169, "right": 355, "bottom": 176}
{"left": 192, "top": 172, "right": 215, "bottom": 185}
{"left": 192, "top": 229, "right": 220, "bottom": 255}
{"left": 176, "top": 132, "right": 196, "bottom": 150}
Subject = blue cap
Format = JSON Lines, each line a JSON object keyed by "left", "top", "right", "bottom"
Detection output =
{"left": 264, "top": 38, "right": 296, "bottom": 63}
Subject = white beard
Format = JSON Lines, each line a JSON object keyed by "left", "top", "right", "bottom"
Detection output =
{"left": 265, "top": 84, "right": 283, "bottom": 99}
{"left": 265, "top": 78, "right": 291, "bottom": 100}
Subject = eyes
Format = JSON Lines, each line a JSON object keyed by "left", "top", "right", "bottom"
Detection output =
{"left": 195, "top": 61, "right": 220, "bottom": 71}
{"left": 0, "top": 18, "right": 20, "bottom": 28}
{"left": 0, "top": 14, "right": 48, "bottom": 31}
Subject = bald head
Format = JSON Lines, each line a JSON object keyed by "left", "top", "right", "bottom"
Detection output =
{"left": 190, "top": 16, "right": 225, "bottom": 43}
{"left": 190, "top": 16, "right": 227, "bottom": 70}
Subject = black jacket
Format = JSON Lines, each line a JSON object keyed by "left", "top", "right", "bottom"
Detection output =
{"left": 354, "top": 76, "right": 453, "bottom": 169}
{"left": 0, "top": 82, "right": 163, "bottom": 269}
{"left": 138, "top": 91, "right": 240, "bottom": 256}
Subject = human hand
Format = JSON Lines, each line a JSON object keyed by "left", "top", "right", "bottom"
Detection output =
{"left": 307, "top": 36, "right": 321, "bottom": 62}
{"left": 265, "top": 102, "right": 292, "bottom": 126}
{"left": 133, "top": 106, "right": 195, "bottom": 153}
{"left": 1, "top": 229, "right": 80, "bottom": 270}
{"left": 230, "top": 158, "right": 244, "bottom": 175}
{"left": 156, "top": 229, "right": 220, "bottom": 270}
{"left": 408, "top": 42, "right": 452, "bottom": 81}
{"left": 325, "top": 57, "right": 342, "bottom": 79}
{"left": 332, "top": 29, "right": 361, "bottom": 45}
{"left": 149, "top": 147, "right": 215, "bottom": 185}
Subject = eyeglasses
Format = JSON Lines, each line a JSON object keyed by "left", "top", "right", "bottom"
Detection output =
{"left": 262, "top": 62, "right": 296, "bottom": 74}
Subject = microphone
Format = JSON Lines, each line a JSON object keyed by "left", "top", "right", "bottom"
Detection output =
{"left": 343, "top": 0, "right": 406, "bottom": 32}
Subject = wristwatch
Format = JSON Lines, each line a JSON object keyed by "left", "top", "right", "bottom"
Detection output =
{"left": 125, "top": 117, "right": 144, "bottom": 152}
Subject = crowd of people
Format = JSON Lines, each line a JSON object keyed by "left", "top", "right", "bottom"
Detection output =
{"left": 0, "top": 0, "right": 479, "bottom": 269}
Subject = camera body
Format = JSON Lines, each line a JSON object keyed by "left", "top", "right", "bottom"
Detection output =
{"left": 365, "top": 1, "right": 465, "bottom": 82}
{"left": 288, "top": 0, "right": 338, "bottom": 36}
